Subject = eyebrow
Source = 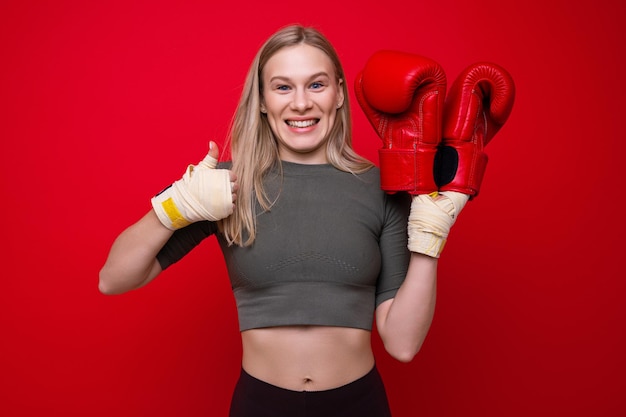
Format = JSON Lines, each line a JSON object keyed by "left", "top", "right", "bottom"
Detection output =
{"left": 268, "top": 72, "right": 331, "bottom": 83}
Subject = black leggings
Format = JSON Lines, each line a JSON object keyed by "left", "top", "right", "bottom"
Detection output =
{"left": 229, "top": 365, "right": 392, "bottom": 417}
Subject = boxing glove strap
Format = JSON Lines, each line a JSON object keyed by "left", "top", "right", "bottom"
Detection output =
{"left": 379, "top": 148, "right": 438, "bottom": 194}
{"left": 436, "top": 144, "right": 488, "bottom": 197}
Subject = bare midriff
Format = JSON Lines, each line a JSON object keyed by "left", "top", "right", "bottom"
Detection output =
{"left": 241, "top": 325, "right": 375, "bottom": 392}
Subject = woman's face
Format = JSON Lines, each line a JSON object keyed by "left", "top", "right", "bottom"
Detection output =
{"left": 261, "top": 44, "right": 344, "bottom": 164}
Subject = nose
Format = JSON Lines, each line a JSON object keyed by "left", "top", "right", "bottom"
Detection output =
{"left": 290, "top": 88, "right": 312, "bottom": 112}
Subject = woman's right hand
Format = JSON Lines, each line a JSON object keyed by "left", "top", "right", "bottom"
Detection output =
{"left": 151, "top": 141, "right": 237, "bottom": 229}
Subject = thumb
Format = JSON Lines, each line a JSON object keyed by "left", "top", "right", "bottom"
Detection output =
{"left": 199, "top": 141, "right": 219, "bottom": 169}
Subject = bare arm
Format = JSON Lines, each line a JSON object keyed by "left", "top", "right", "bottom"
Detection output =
{"left": 99, "top": 142, "right": 236, "bottom": 295}
{"left": 98, "top": 209, "right": 174, "bottom": 295}
{"left": 375, "top": 252, "right": 437, "bottom": 363}
{"left": 375, "top": 190, "right": 469, "bottom": 362}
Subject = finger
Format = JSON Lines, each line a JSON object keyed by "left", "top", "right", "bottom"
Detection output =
{"left": 199, "top": 141, "right": 219, "bottom": 169}
{"left": 228, "top": 171, "right": 238, "bottom": 194}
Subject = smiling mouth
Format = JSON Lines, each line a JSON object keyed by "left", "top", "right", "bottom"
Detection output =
{"left": 286, "top": 119, "right": 319, "bottom": 128}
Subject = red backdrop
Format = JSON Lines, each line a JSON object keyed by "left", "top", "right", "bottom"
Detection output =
{"left": 2, "top": 0, "right": 625, "bottom": 416}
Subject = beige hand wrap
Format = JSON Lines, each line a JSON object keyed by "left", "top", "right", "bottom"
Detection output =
{"left": 151, "top": 152, "right": 233, "bottom": 230}
{"left": 407, "top": 191, "right": 469, "bottom": 258}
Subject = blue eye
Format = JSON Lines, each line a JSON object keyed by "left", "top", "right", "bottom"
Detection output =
{"left": 277, "top": 85, "right": 290, "bottom": 91}
{"left": 310, "top": 82, "right": 323, "bottom": 89}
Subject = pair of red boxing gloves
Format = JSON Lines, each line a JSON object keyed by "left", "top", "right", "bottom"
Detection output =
{"left": 355, "top": 50, "right": 515, "bottom": 258}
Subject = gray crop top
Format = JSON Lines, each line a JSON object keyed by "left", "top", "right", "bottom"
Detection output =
{"left": 156, "top": 161, "right": 411, "bottom": 331}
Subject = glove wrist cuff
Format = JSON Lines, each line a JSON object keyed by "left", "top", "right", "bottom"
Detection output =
{"left": 436, "top": 144, "right": 488, "bottom": 197}
{"left": 379, "top": 148, "right": 437, "bottom": 194}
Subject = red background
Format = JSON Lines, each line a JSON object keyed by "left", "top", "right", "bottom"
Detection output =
{"left": 2, "top": 1, "right": 625, "bottom": 416}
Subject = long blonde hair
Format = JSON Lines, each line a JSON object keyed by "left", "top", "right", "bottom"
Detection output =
{"left": 221, "top": 25, "right": 374, "bottom": 246}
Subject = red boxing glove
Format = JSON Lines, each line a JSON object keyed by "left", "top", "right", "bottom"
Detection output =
{"left": 355, "top": 50, "right": 447, "bottom": 194}
{"left": 436, "top": 62, "right": 515, "bottom": 197}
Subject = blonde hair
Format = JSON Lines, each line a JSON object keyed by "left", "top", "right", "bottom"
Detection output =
{"left": 221, "top": 25, "right": 374, "bottom": 246}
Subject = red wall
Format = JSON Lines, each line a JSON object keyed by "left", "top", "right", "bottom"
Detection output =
{"left": 2, "top": 1, "right": 625, "bottom": 416}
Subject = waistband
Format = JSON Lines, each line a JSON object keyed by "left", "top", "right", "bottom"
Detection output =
{"left": 239, "top": 364, "right": 381, "bottom": 395}
{"left": 230, "top": 365, "right": 391, "bottom": 416}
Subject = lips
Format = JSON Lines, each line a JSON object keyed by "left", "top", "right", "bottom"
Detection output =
{"left": 286, "top": 119, "right": 319, "bottom": 128}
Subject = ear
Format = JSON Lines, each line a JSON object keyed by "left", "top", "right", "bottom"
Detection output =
{"left": 336, "top": 79, "right": 345, "bottom": 109}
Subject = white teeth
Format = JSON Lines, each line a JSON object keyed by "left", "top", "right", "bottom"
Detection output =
{"left": 287, "top": 119, "right": 317, "bottom": 128}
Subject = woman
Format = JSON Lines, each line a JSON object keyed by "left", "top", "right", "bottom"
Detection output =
{"left": 99, "top": 24, "right": 460, "bottom": 417}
